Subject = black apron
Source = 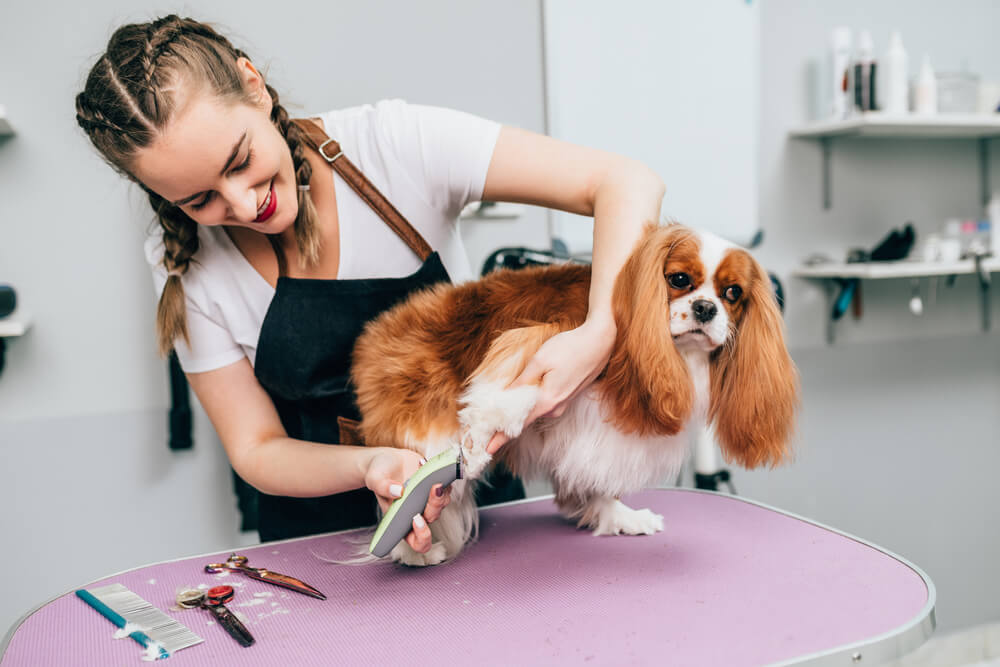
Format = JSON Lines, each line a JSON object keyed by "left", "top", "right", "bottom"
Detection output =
{"left": 252, "top": 120, "right": 522, "bottom": 542}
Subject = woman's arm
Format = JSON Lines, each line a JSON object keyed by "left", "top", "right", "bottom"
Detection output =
{"left": 480, "top": 126, "right": 665, "bottom": 449}
{"left": 186, "top": 358, "right": 449, "bottom": 551}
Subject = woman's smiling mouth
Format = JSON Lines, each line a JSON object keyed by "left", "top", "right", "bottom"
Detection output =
{"left": 254, "top": 182, "right": 276, "bottom": 222}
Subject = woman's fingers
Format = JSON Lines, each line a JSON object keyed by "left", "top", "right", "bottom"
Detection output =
{"left": 405, "top": 514, "right": 432, "bottom": 553}
{"left": 422, "top": 484, "right": 452, "bottom": 523}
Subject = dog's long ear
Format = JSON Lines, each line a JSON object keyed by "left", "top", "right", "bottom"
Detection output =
{"left": 603, "top": 224, "right": 693, "bottom": 435}
{"left": 710, "top": 254, "right": 799, "bottom": 468}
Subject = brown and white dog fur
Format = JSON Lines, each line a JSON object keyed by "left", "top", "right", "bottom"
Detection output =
{"left": 351, "top": 222, "right": 799, "bottom": 566}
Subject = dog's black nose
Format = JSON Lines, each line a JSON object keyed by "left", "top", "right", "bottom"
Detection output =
{"left": 692, "top": 299, "right": 717, "bottom": 323}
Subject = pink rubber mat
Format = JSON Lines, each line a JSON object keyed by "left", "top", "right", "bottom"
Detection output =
{"left": 1, "top": 490, "right": 933, "bottom": 666}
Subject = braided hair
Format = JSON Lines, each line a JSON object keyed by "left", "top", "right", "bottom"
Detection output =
{"left": 75, "top": 15, "right": 320, "bottom": 357}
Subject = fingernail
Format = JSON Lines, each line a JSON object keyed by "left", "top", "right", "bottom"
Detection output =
{"left": 419, "top": 457, "right": 427, "bottom": 465}
{"left": 389, "top": 484, "right": 403, "bottom": 498}
{"left": 435, "top": 485, "right": 445, "bottom": 497}
{"left": 413, "top": 514, "right": 426, "bottom": 529}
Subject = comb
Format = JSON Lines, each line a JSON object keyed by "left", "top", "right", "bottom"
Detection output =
{"left": 76, "top": 583, "right": 203, "bottom": 659}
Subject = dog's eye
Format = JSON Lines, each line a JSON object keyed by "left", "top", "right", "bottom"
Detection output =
{"left": 668, "top": 273, "right": 691, "bottom": 290}
{"left": 723, "top": 285, "right": 743, "bottom": 303}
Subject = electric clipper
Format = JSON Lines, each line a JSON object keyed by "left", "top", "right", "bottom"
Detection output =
{"left": 369, "top": 447, "right": 463, "bottom": 558}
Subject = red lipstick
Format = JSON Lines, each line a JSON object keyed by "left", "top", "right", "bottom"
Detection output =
{"left": 254, "top": 184, "right": 276, "bottom": 222}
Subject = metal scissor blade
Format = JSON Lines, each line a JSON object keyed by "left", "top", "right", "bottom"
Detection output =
{"left": 246, "top": 570, "right": 327, "bottom": 600}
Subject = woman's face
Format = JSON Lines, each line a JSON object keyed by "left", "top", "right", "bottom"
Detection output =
{"left": 133, "top": 72, "right": 297, "bottom": 235}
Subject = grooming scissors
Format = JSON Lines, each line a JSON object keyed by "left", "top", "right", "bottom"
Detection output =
{"left": 205, "top": 554, "right": 327, "bottom": 600}
{"left": 176, "top": 585, "right": 255, "bottom": 648}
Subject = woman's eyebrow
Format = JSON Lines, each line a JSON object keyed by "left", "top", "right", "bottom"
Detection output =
{"left": 172, "top": 131, "right": 248, "bottom": 205}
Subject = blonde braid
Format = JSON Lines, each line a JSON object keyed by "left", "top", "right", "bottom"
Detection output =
{"left": 266, "top": 83, "right": 321, "bottom": 267}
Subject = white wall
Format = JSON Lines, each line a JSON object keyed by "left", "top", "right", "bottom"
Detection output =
{"left": 543, "top": 0, "right": 760, "bottom": 252}
{"left": 734, "top": 0, "right": 1000, "bottom": 635}
{"left": 0, "top": 0, "right": 547, "bottom": 639}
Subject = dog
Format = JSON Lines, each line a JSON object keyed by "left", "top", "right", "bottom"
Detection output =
{"left": 350, "top": 222, "right": 799, "bottom": 566}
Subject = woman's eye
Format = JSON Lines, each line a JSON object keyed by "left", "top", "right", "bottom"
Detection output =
{"left": 668, "top": 273, "right": 691, "bottom": 289}
{"left": 231, "top": 149, "right": 254, "bottom": 173}
{"left": 190, "top": 193, "right": 214, "bottom": 210}
{"left": 724, "top": 285, "right": 743, "bottom": 302}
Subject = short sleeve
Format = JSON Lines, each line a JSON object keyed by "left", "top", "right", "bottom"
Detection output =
{"left": 145, "top": 234, "right": 246, "bottom": 374}
{"left": 373, "top": 99, "right": 501, "bottom": 220}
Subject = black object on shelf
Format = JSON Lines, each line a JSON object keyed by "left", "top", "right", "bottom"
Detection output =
{"left": 0, "top": 285, "right": 15, "bottom": 319}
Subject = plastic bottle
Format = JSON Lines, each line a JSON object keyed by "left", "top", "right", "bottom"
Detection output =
{"left": 940, "top": 218, "right": 962, "bottom": 262}
{"left": 853, "top": 31, "right": 877, "bottom": 112}
{"left": 915, "top": 55, "right": 938, "bottom": 114}
{"left": 830, "top": 27, "right": 852, "bottom": 118}
{"left": 883, "top": 32, "right": 909, "bottom": 114}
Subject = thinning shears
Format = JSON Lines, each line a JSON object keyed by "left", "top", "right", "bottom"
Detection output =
{"left": 205, "top": 554, "right": 326, "bottom": 600}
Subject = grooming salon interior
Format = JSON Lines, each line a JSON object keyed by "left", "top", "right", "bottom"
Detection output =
{"left": 1, "top": 1, "right": 998, "bottom": 665}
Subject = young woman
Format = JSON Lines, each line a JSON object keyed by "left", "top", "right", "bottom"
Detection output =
{"left": 75, "top": 15, "right": 665, "bottom": 549}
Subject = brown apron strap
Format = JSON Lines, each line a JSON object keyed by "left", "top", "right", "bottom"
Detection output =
{"left": 266, "top": 234, "right": 290, "bottom": 278}
{"left": 292, "top": 118, "right": 434, "bottom": 262}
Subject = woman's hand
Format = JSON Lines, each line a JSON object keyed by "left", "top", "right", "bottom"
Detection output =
{"left": 486, "top": 317, "right": 616, "bottom": 455}
{"left": 364, "top": 447, "right": 452, "bottom": 553}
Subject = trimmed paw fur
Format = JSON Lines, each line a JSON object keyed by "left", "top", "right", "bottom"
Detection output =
{"left": 588, "top": 500, "right": 664, "bottom": 536}
{"left": 389, "top": 540, "right": 448, "bottom": 567}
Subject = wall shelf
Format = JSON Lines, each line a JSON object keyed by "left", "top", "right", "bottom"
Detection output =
{"left": 793, "top": 256, "right": 1000, "bottom": 279}
{"left": 789, "top": 113, "right": 1000, "bottom": 209}
{"left": 794, "top": 257, "right": 998, "bottom": 343}
{"left": 790, "top": 113, "right": 1000, "bottom": 139}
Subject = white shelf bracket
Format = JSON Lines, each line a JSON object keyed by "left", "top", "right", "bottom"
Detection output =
{"left": 821, "top": 137, "right": 832, "bottom": 210}
{"left": 979, "top": 138, "right": 991, "bottom": 209}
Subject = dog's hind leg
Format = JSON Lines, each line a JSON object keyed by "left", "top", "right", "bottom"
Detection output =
{"left": 556, "top": 490, "right": 664, "bottom": 537}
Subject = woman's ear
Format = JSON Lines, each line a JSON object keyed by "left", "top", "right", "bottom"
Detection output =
{"left": 709, "top": 255, "right": 799, "bottom": 468}
{"left": 603, "top": 223, "right": 693, "bottom": 435}
{"left": 235, "top": 57, "right": 270, "bottom": 111}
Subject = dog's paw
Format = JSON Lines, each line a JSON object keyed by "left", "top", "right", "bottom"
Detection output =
{"left": 389, "top": 540, "right": 448, "bottom": 567}
{"left": 459, "top": 385, "right": 537, "bottom": 442}
{"left": 590, "top": 501, "right": 664, "bottom": 536}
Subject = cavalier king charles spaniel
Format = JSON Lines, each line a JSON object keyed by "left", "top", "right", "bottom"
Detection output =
{"left": 351, "top": 222, "right": 799, "bottom": 566}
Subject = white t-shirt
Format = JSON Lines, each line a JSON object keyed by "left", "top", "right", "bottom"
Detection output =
{"left": 145, "top": 99, "right": 501, "bottom": 373}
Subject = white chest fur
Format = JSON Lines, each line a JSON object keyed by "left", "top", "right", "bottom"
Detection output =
{"left": 512, "top": 349, "right": 710, "bottom": 497}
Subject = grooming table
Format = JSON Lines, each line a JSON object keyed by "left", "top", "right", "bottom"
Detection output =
{"left": 1, "top": 489, "right": 934, "bottom": 666}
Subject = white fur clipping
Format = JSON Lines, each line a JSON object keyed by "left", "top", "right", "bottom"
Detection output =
{"left": 113, "top": 622, "right": 145, "bottom": 640}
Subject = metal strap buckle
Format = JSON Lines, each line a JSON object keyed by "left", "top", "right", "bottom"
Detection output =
{"left": 318, "top": 139, "right": 343, "bottom": 163}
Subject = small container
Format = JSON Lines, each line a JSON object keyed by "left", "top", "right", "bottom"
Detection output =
{"left": 940, "top": 218, "right": 962, "bottom": 261}
{"left": 973, "top": 220, "right": 992, "bottom": 255}
{"left": 830, "top": 27, "right": 853, "bottom": 118}
{"left": 883, "top": 32, "right": 909, "bottom": 114}
{"left": 920, "top": 233, "right": 942, "bottom": 262}
{"left": 853, "top": 30, "right": 877, "bottom": 112}
{"left": 937, "top": 71, "right": 980, "bottom": 113}
{"left": 960, "top": 219, "right": 980, "bottom": 256}
{"left": 914, "top": 55, "right": 937, "bottom": 114}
